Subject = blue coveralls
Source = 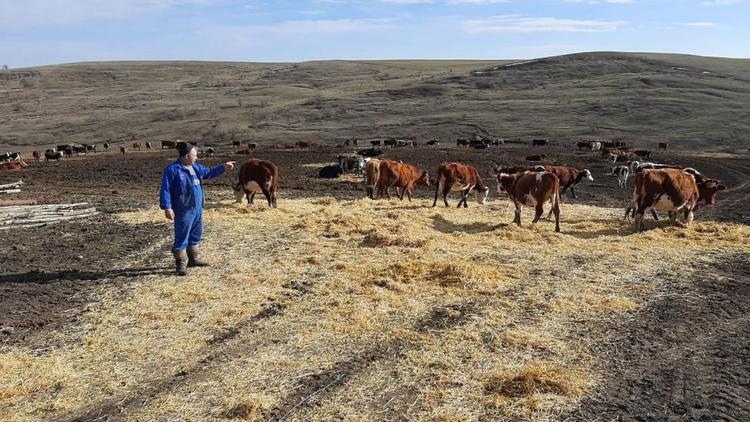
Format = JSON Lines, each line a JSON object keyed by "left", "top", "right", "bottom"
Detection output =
{"left": 160, "top": 161, "right": 225, "bottom": 252}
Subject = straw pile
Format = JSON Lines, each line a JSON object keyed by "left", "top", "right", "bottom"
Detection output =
{"left": 1, "top": 197, "right": 748, "bottom": 421}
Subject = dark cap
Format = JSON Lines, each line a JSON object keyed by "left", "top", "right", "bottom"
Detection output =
{"left": 176, "top": 141, "right": 194, "bottom": 157}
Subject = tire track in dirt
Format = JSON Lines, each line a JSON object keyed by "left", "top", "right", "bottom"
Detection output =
{"left": 566, "top": 253, "right": 750, "bottom": 421}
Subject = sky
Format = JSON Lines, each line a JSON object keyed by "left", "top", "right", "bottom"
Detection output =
{"left": 1, "top": 0, "right": 748, "bottom": 68}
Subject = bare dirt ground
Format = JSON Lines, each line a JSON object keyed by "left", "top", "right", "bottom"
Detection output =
{"left": 1, "top": 143, "right": 749, "bottom": 420}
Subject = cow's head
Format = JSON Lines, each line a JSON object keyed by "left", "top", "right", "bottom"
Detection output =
{"left": 476, "top": 185, "right": 490, "bottom": 205}
{"left": 496, "top": 173, "right": 516, "bottom": 194}
{"left": 697, "top": 178, "right": 726, "bottom": 205}
{"left": 581, "top": 169, "right": 594, "bottom": 182}
{"left": 417, "top": 170, "right": 430, "bottom": 187}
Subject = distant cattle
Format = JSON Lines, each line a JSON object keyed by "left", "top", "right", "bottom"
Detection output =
{"left": 82, "top": 143, "right": 97, "bottom": 153}
{"left": 162, "top": 140, "right": 177, "bottom": 149}
{"left": 338, "top": 154, "right": 366, "bottom": 175}
{"left": 383, "top": 139, "right": 397, "bottom": 147}
{"left": 32, "top": 150, "right": 41, "bottom": 162}
{"left": 630, "top": 168, "right": 725, "bottom": 231}
{"left": 534, "top": 165, "right": 593, "bottom": 199}
{"left": 456, "top": 138, "right": 470, "bottom": 148}
{"left": 525, "top": 154, "right": 547, "bottom": 162}
{"left": 145, "top": 142, "right": 152, "bottom": 149}
{"left": 602, "top": 140, "right": 628, "bottom": 149}
{"left": 576, "top": 141, "right": 592, "bottom": 150}
{"left": 233, "top": 159, "right": 279, "bottom": 208}
{"left": 132, "top": 142, "right": 143, "bottom": 151}
{"left": 658, "top": 142, "right": 669, "bottom": 150}
{"left": 377, "top": 160, "right": 430, "bottom": 201}
{"left": 120, "top": 146, "right": 126, "bottom": 155}
{"left": 426, "top": 140, "right": 440, "bottom": 146}
{"left": 395, "top": 139, "right": 414, "bottom": 147}
{"left": 205, "top": 147, "right": 215, "bottom": 157}
{"left": 364, "top": 159, "right": 382, "bottom": 199}
{"left": 590, "top": 141, "right": 602, "bottom": 151}
{"left": 319, "top": 164, "right": 344, "bottom": 178}
{"left": 0, "top": 152, "right": 21, "bottom": 162}
{"left": 44, "top": 149, "right": 63, "bottom": 162}
{"left": 432, "top": 162, "right": 489, "bottom": 208}
{"left": 370, "top": 140, "right": 381, "bottom": 147}
{"left": 71, "top": 144, "right": 87, "bottom": 155}
{"left": 497, "top": 170, "right": 561, "bottom": 232}
{"left": 296, "top": 141, "right": 313, "bottom": 148}
{"left": 103, "top": 143, "right": 109, "bottom": 151}
{"left": 473, "top": 143, "right": 489, "bottom": 150}
{"left": 232, "top": 140, "right": 241, "bottom": 148}
{"left": 357, "top": 148, "right": 383, "bottom": 158}
{"left": 248, "top": 143, "right": 257, "bottom": 152}
{"left": 532, "top": 139, "right": 549, "bottom": 147}
{"left": 633, "top": 150, "right": 651, "bottom": 159}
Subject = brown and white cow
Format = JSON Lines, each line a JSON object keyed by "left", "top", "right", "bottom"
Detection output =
{"left": 364, "top": 158, "right": 382, "bottom": 199}
{"left": 497, "top": 171, "right": 561, "bottom": 232}
{"left": 232, "top": 159, "right": 279, "bottom": 208}
{"left": 32, "top": 150, "right": 41, "bottom": 162}
{"left": 630, "top": 168, "right": 725, "bottom": 231}
{"left": 432, "top": 162, "right": 489, "bottom": 208}
{"left": 132, "top": 142, "right": 143, "bottom": 151}
{"left": 377, "top": 160, "right": 430, "bottom": 201}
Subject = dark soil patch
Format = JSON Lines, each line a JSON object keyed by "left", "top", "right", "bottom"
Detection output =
{"left": 567, "top": 254, "right": 750, "bottom": 421}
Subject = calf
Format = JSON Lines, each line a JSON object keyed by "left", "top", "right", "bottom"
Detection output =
{"left": 162, "top": 140, "right": 177, "bottom": 149}
{"left": 377, "top": 160, "right": 430, "bottom": 201}
{"left": 32, "top": 150, "right": 41, "bottom": 162}
{"left": 132, "top": 142, "right": 143, "bottom": 151}
{"left": 319, "top": 164, "right": 344, "bottom": 178}
{"left": 610, "top": 165, "right": 630, "bottom": 188}
{"left": 432, "top": 162, "right": 489, "bottom": 208}
{"left": 497, "top": 171, "right": 561, "bottom": 232}
{"left": 233, "top": 159, "right": 279, "bottom": 208}
{"left": 145, "top": 142, "right": 152, "bottom": 149}
{"left": 535, "top": 165, "right": 593, "bottom": 199}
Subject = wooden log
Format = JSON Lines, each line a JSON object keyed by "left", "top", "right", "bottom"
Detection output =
{"left": 0, "top": 189, "right": 21, "bottom": 194}
{"left": 0, "top": 180, "right": 23, "bottom": 190}
{"left": 0, "top": 199, "right": 37, "bottom": 206}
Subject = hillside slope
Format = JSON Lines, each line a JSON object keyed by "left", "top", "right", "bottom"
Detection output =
{"left": 1, "top": 52, "right": 749, "bottom": 150}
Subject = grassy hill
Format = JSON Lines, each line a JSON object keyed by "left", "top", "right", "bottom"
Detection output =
{"left": 1, "top": 52, "right": 749, "bottom": 151}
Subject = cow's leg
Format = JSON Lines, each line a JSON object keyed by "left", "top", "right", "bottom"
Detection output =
{"left": 651, "top": 209, "right": 659, "bottom": 220}
{"left": 669, "top": 211, "right": 676, "bottom": 223}
{"left": 261, "top": 185, "right": 273, "bottom": 207}
{"left": 459, "top": 189, "right": 470, "bottom": 208}
{"left": 432, "top": 179, "right": 441, "bottom": 207}
{"left": 570, "top": 185, "right": 577, "bottom": 199}
{"left": 514, "top": 203, "right": 522, "bottom": 227}
{"left": 249, "top": 192, "right": 256, "bottom": 205}
{"left": 553, "top": 198, "right": 561, "bottom": 232}
{"left": 532, "top": 202, "right": 544, "bottom": 223}
{"left": 684, "top": 208, "right": 694, "bottom": 225}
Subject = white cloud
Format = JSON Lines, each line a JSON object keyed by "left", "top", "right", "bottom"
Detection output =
{"left": 680, "top": 22, "right": 717, "bottom": 26}
{"left": 462, "top": 15, "right": 629, "bottom": 33}
{"left": 0, "top": 0, "right": 228, "bottom": 29}
{"left": 701, "top": 0, "right": 744, "bottom": 4}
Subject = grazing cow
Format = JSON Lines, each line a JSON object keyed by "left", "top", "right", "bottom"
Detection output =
{"left": 525, "top": 154, "right": 547, "bottom": 162}
{"left": 658, "top": 142, "right": 669, "bottom": 150}
{"left": 432, "top": 162, "right": 489, "bottom": 208}
{"left": 365, "top": 159, "right": 382, "bottom": 199}
{"left": 456, "top": 138, "right": 470, "bottom": 148}
{"left": 132, "top": 142, "right": 143, "bottom": 151}
{"left": 576, "top": 141, "right": 592, "bottom": 150}
{"left": 248, "top": 143, "right": 257, "bottom": 152}
{"left": 370, "top": 140, "right": 381, "bottom": 147}
{"left": 610, "top": 165, "right": 630, "bottom": 188}
{"left": 63, "top": 147, "right": 73, "bottom": 158}
{"left": 0, "top": 152, "right": 21, "bottom": 162}
{"left": 232, "top": 140, "right": 241, "bottom": 148}
{"left": 377, "top": 160, "right": 430, "bottom": 201}
{"left": 338, "top": 154, "right": 366, "bottom": 175}
{"left": 395, "top": 139, "right": 414, "bottom": 147}
{"left": 82, "top": 143, "right": 97, "bottom": 153}
{"left": 319, "top": 164, "right": 344, "bottom": 178}
{"left": 205, "top": 147, "right": 215, "bottom": 157}
{"left": 532, "top": 139, "right": 549, "bottom": 147}
{"left": 103, "top": 143, "right": 109, "bottom": 151}
{"left": 233, "top": 159, "right": 279, "bottom": 208}
{"left": 469, "top": 139, "right": 488, "bottom": 149}
{"left": 357, "top": 148, "right": 383, "bottom": 158}
{"left": 120, "top": 146, "right": 126, "bottom": 155}
{"left": 32, "top": 150, "right": 41, "bottom": 162}
{"left": 145, "top": 142, "right": 152, "bottom": 149}
{"left": 44, "top": 149, "right": 63, "bottom": 162}
{"left": 426, "top": 140, "right": 440, "bottom": 146}
{"left": 492, "top": 138, "right": 505, "bottom": 146}
{"left": 71, "top": 145, "right": 87, "bottom": 155}
{"left": 296, "top": 141, "right": 313, "bottom": 148}
{"left": 162, "top": 140, "right": 177, "bottom": 149}
{"left": 591, "top": 141, "right": 602, "bottom": 151}
{"left": 630, "top": 168, "right": 725, "bottom": 231}
{"left": 497, "top": 171, "right": 561, "bottom": 232}
{"left": 534, "top": 165, "right": 593, "bottom": 199}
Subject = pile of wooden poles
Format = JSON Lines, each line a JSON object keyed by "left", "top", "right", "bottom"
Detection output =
{"left": 0, "top": 179, "right": 23, "bottom": 195}
{"left": 0, "top": 202, "right": 98, "bottom": 229}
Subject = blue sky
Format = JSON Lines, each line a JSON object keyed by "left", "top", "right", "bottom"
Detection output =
{"left": 1, "top": 0, "right": 748, "bottom": 68}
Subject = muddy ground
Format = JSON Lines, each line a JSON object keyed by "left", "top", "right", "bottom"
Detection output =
{"left": 1, "top": 144, "right": 749, "bottom": 420}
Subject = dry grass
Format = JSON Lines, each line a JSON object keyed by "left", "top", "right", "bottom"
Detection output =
{"left": 1, "top": 198, "right": 749, "bottom": 421}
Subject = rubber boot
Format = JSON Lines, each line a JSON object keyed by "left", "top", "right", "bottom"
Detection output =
{"left": 174, "top": 250, "right": 188, "bottom": 276}
{"left": 186, "top": 244, "right": 209, "bottom": 267}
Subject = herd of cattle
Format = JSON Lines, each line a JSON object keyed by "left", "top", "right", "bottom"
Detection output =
{"left": 232, "top": 139, "right": 726, "bottom": 232}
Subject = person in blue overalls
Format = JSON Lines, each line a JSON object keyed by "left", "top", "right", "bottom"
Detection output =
{"left": 160, "top": 141, "right": 235, "bottom": 275}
